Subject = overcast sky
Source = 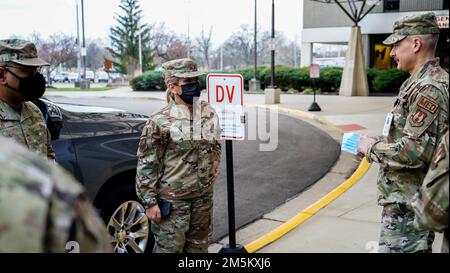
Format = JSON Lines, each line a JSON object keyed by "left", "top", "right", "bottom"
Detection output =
{"left": 0, "top": 0, "right": 303, "bottom": 47}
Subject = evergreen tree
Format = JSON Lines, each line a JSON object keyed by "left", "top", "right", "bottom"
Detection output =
{"left": 107, "top": 0, "right": 154, "bottom": 76}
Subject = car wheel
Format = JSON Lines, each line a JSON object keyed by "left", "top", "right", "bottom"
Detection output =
{"left": 107, "top": 200, "right": 149, "bottom": 253}
{"left": 100, "top": 186, "right": 154, "bottom": 253}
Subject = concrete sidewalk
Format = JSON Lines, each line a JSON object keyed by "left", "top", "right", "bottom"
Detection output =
{"left": 46, "top": 87, "right": 442, "bottom": 253}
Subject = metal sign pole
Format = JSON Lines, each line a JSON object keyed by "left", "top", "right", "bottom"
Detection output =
{"left": 219, "top": 140, "right": 247, "bottom": 253}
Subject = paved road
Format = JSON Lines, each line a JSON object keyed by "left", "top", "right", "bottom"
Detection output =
{"left": 48, "top": 96, "right": 340, "bottom": 242}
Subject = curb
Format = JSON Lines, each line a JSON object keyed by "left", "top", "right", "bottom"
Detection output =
{"left": 241, "top": 104, "right": 371, "bottom": 253}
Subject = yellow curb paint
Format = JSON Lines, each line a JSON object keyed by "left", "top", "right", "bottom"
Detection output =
{"left": 242, "top": 104, "right": 371, "bottom": 253}
{"left": 244, "top": 158, "right": 371, "bottom": 253}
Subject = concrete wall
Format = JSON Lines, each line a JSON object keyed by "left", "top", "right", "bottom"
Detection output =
{"left": 304, "top": 0, "right": 445, "bottom": 28}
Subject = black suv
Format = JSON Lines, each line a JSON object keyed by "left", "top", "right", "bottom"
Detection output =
{"left": 38, "top": 98, "right": 152, "bottom": 253}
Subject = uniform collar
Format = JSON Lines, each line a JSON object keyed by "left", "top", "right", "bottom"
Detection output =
{"left": 409, "top": 58, "right": 440, "bottom": 83}
{"left": 168, "top": 97, "right": 190, "bottom": 120}
{"left": 400, "top": 58, "right": 441, "bottom": 94}
{"left": 0, "top": 99, "right": 32, "bottom": 122}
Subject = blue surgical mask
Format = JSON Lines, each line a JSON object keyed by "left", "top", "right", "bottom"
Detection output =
{"left": 341, "top": 132, "right": 361, "bottom": 155}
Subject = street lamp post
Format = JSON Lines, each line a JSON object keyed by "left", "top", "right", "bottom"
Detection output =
{"left": 186, "top": 0, "right": 191, "bottom": 59}
{"left": 80, "top": 0, "right": 89, "bottom": 89}
{"left": 270, "top": 0, "right": 275, "bottom": 89}
{"left": 264, "top": 0, "right": 280, "bottom": 104}
{"left": 138, "top": 24, "right": 143, "bottom": 75}
{"left": 76, "top": 0, "right": 81, "bottom": 83}
{"left": 249, "top": 0, "right": 261, "bottom": 92}
{"left": 253, "top": 0, "right": 257, "bottom": 80}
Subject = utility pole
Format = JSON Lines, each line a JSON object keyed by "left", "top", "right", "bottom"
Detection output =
{"left": 264, "top": 0, "right": 280, "bottom": 104}
{"left": 138, "top": 22, "right": 143, "bottom": 75}
{"left": 186, "top": 0, "right": 191, "bottom": 59}
{"left": 220, "top": 46, "right": 223, "bottom": 71}
{"left": 270, "top": 0, "right": 275, "bottom": 88}
{"left": 76, "top": 0, "right": 81, "bottom": 82}
{"left": 253, "top": 0, "right": 257, "bottom": 80}
{"left": 249, "top": 0, "right": 261, "bottom": 92}
{"left": 81, "top": 0, "right": 88, "bottom": 88}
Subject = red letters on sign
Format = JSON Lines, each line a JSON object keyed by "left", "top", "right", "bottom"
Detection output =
{"left": 216, "top": 85, "right": 224, "bottom": 102}
{"left": 215, "top": 85, "right": 235, "bottom": 103}
{"left": 226, "top": 85, "right": 235, "bottom": 103}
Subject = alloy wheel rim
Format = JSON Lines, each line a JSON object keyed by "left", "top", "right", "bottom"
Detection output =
{"left": 107, "top": 201, "right": 149, "bottom": 253}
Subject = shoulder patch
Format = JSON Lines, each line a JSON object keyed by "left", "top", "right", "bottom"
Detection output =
{"left": 409, "top": 110, "right": 427, "bottom": 127}
{"left": 417, "top": 96, "right": 439, "bottom": 114}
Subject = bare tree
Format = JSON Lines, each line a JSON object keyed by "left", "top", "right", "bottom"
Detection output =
{"left": 222, "top": 25, "right": 254, "bottom": 69}
{"left": 86, "top": 39, "right": 109, "bottom": 70}
{"left": 195, "top": 26, "right": 213, "bottom": 70}
{"left": 34, "top": 33, "right": 77, "bottom": 85}
{"left": 150, "top": 23, "right": 189, "bottom": 64}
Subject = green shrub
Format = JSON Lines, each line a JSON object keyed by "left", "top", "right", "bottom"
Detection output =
{"left": 130, "top": 66, "right": 409, "bottom": 94}
{"left": 131, "top": 70, "right": 165, "bottom": 91}
{"left": 368, "top": 68, "right": 409, "bottom": 93}
{"left": 317, "top": 67, "right": 343, "bottom": 93}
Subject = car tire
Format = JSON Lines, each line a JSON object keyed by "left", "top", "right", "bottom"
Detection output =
{"left": 100, "top": 185, "right": 154, "bottom": 253}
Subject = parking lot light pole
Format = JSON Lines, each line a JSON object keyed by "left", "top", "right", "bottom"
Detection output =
{"left": 138, "top": 24, "right": 143, "bottom": 75}
{"left": 270, "top": 0, "right": 275, "bottom": 88}
{"left": 76, "top": 0, "right": 81, "bottom": 83}
{"left": 81, "top": 0, "right": 86, "bottom": 81}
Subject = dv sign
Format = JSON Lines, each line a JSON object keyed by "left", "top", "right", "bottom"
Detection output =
{"left": 207, "top": 74, "right": 245, "bottom": 140}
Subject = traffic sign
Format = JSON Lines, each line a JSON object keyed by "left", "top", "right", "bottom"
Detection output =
{"left": 207, "top": 74, "right": 245, "bottom": 140}
{"left": 309, "top": 64, "right": 320, "bottom": 79}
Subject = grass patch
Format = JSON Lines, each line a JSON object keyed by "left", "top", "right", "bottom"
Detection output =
{"left": 46, "top": 87, "right": 115, "bottom": 92}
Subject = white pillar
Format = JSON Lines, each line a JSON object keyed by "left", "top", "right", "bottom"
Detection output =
{"left": 300, "top": 42, "right": 312, "bottom": 68}
{"left": 362, "top": 34, "right": 370, "bottom": 69}
{"left": 339, "top": 26, "right": 369, "bottom": 97}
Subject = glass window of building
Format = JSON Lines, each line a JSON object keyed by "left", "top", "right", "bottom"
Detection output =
{"left": 383, "top": 0, "right": 400, "bottom": 12}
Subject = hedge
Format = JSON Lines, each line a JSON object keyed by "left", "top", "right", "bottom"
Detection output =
{"left": 131, "top": 66, "right": 409, "bottom": 94}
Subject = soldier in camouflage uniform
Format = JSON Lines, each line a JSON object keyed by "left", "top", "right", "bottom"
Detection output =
{"left": 411, "top": 131, "right": 449, "bottom": 253}
{"left": 0, "top": 136, "right": 111, "bottom": 252}
{"left": 0, "top": 39, "right": 56, "bottom": 160}
{"left": 135, "top": 58, "right": 222, "bottom": 253}
{"left": 358, "top": 13, "right": 449, "bottom": 253}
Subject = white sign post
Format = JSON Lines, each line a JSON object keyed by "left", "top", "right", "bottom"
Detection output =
{"left": 308, "top": 64, "right": 322, "bottom": 112}
{"left": 207, "top": 73, "right": 247, "bottom": 253}
{"left": 207, "top": 74, "right": 245, "bottom": 140}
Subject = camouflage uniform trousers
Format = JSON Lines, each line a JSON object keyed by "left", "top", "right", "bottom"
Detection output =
{"left": 151, "top": 191, "right": 213, "bottom": 253}
{"left": 379, "top": 203, "right": 434, "bottom": 253}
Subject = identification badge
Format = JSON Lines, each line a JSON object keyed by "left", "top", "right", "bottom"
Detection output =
{"left": 382, "top": 112, "right": 393, "bottom": 137}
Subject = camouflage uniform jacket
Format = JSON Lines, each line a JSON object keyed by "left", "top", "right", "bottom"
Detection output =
{"left": 0, "top": 99, "right": 56, "bottom": 160}
{"left": 0, "top": 136, "right": 110, "bottom": 253}
{"left": 366, "top": 58, "right": 449, "bottom": 206}
{"left": 411, "top": 131, "right": 449, "bottom": 251}
{"left": 136, "top": 99, "right": 222, "bottom": 209}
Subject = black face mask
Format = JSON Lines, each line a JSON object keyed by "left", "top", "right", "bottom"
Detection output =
{"left": 4, "top": 68, "right": 46, "bottom": 101}
{"left": 178, "top": 82, "right": 201, "bottom": 105}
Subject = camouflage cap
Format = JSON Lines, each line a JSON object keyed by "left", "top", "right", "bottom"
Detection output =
{"left": 0, "top": 39, "right": 49, "bottom": 66}
{"left": 162, "top": 58, "right": 204, "bottom": 79}
{"left": 383, "top": 12, "right": 440, "bottom": 45}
